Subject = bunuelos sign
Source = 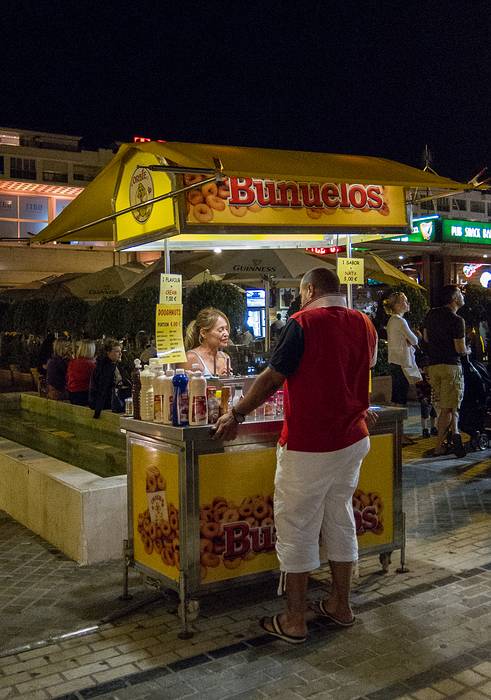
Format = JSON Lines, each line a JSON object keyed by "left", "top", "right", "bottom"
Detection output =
{"left": 183, "top": 174, "right": 407, "bottom": 228}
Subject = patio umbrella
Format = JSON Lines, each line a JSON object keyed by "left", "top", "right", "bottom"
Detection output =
{"left": 63, "top": 265, "right": 143, "bottom": 301}
{"left": 366, "top": 253, "right": 426, "bottom": 289}
{"left": 173, "top": 249, "right": 335, "bottom": 282}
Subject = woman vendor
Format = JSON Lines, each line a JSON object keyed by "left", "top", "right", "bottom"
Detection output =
{"left": 184, "top": 307, "right": 232, "bottom": 377}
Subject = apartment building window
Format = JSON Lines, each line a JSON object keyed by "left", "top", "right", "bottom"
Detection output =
{"left": 470, "top": 200, "right": 485, "bottom": 214}
{"left": 10, "top": 157, "right": 36, "bottom": 180}
{"left": 436, "top": 198, "right": 450, "bottom": 211}
{"left": 43, "top": 170, "right": 69, "bottom": 183}
{"left": 0, "top": 156, "right": 4, "bottom": 174}
{"left": 487, "top": 202, "right": 491, "bottom": 216}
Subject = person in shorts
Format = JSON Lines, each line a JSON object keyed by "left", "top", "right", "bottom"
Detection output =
{"left": 213, "top": 268, "right": 378, "bottom": 644}
{"left": 423, "top": 285, "right": 467, "bottom": 456}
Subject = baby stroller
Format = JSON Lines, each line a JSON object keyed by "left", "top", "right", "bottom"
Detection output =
{"left": 458, "top": 357, "right": 491, "bottom": 451}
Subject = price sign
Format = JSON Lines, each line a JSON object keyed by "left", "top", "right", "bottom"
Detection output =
{"left": 159, "top": 274, "right": 182, "bottom": 305}
{"left": 337, "top": 257, "right": 364, "bottom": 285}
{"left": 155, "top": 304, "right": 187, "bottom": 363}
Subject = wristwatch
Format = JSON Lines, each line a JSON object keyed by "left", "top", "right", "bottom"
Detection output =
{"left": 231, "top": 406, "right": 246, "bottom": 424}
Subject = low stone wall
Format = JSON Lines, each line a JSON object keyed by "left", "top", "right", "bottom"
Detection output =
{"left": 0, "top": 394, "right": 128, "bottom": 564}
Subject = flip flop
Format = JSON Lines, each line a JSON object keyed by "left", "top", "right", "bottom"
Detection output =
{"left": 259, "top": 615, "right": 307, "bottom": 644}
{"left": 313, "top": 600, "right": 356, "bottom": 627}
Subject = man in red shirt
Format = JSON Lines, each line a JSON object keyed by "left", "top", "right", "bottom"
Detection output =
{"left": 214, "top": 268, "right": 378, "bottom": 644}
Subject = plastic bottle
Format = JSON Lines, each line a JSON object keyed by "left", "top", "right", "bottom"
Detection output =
{"left": 162, "top": 369, "right": 174, "bottom": 425}
{"left": 189, "top": 369, "right": 208, "bottom": 425}
{"left": 172, "top": 369, "right": 189, "bottom": 426}
{"left": 153, "top": 370, "right": 166, "bottom": 423}
{"left": 207, "top": 387, "right": 220, "bottom": 423}
{"left": 232, "top": 385, "right": 243, "bottom": 408}
{"left": 131, "top": 359, "right": 142, "bottom": 421}
{"left": 219, "top": 386, "right": 231, "bottom": 417}
{"left": 140, "top": 366, "right": 155, "bottom": 421}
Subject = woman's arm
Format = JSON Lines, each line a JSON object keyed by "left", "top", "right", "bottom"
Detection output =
{"left": 401, "top": 318, "right": 419, "bottom": 345}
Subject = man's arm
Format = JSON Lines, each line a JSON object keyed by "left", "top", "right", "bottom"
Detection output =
{"left": 454, "top": 337, "right": 469, "bottom": 355}
{"left": 212, "top": 367, "right": 285, "bottom": 441}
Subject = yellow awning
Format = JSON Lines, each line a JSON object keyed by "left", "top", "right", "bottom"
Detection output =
{"left": 33, "top": 141, "right": 469, "bottom": 244}
{"left": 367, "top": 253, "right": 426, "bottom": 289}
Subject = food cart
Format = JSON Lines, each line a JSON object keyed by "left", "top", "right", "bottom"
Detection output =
{"left": 33, "top": 140, "right": 469, "bottom": 635}
{"left": 121, "top": 399, "right": 406, "bottom": 636}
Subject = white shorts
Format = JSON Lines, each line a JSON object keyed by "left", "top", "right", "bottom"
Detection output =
{"left": 274, "top": 437, "right": 370, "bottom": 573}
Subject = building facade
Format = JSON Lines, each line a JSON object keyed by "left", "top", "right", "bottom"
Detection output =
{"left": 0, "top": 127, "right": 129, "bottom": 287}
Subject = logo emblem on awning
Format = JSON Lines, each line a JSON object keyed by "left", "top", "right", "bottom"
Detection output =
{"left": 129, "top": 167, "right": 154, "bottom": 223}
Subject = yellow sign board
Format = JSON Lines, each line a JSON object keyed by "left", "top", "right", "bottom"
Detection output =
{"left": 114, "top": 150, "right": 176, "bottom": 242}
{"left": 355, "top": 434, "right": 394, "bottom": 547}
{"left": 132, "top": 443, "right": 180, "bottom": 581}
{"left": 337, "top": 257, "right": 365, "bottom": 284}
{"left": 159, "top": 274, "right": 182, "bottom": 305}
{"left": 198, "top": 448, "right": 278, "bottom": 584}
{"left": 155, "top": 304, "right": 186, "bottom": 363}
{"left": 184, "top": 176, "right": 407, "bottom": 229}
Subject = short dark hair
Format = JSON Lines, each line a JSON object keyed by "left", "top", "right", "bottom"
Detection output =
{"left": 302, "top": 268, "right": 340, "bottom": 294}
{"left": 440, "top": 285, "right": 460, "bottom": 305}
{"left": 103, "top": 338, "right": 121, "bottom": 354}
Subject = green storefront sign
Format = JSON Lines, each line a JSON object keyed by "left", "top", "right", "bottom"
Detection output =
{"left": 442, "top": 219, "right": 491, "bottom": 245}
{"left": 391, "top": 216, "right": 437, "bottom": 243}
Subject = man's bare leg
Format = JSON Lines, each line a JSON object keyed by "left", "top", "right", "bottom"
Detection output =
{"left": 265, "top": 572, "right": 309, "bottom": 637}
{"left": 322, "top": 560, "right": 354, "bottom": 623}
{"left": 436, "top": 408, "right": 452, "bottom": 449}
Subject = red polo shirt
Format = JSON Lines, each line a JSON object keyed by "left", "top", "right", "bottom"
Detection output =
{"left": 269, "top": 301, "right": 377, "bottom": 452}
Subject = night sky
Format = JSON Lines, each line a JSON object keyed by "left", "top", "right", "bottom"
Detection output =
{"left": 3, "top": 0, "right": 490, "bottom": 181}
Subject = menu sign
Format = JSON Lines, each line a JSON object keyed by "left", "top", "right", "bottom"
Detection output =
{"left": 337, "top": 257, "right": 364, "bottom": 284}
{"left": 155, "top": 304, "right": 186, "bottom": 363}
{"left": 442, "top": 219, "right": 491, "bottom": 246}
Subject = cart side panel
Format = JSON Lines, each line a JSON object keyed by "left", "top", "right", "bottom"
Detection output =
{"left": 130, "top": 437, "right": 182, "bottom": 582}
{"left": 198, "top": 448, "right": 279, "bottom": 584}
{"left": 356, "top": 433, "right": 394, "bottom": 549}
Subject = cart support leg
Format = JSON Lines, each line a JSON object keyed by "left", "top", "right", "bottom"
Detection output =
{"left": 177, "top": 574, "right": 194, "bottom": 639}
{"left": 396, "top": 511, "right": 409, "bottom": 574}
{"left": 119, "top": 539, "right": 133, "bottom": 601}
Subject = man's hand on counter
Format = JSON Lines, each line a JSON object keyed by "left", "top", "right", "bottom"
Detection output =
{"left": 212, "top": 411, "right": 239, "bottom": 441}
{"left": 365, "top": 409, "right": 379, "bottom": 429}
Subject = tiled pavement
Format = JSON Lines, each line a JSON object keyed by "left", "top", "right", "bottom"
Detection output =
{"left": 0, "top": 417, "right": 489, "bottom": 699}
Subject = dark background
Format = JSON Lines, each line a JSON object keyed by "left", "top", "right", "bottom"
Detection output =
{"left": 3, "top": 0, "right": 490, "bottom": 180}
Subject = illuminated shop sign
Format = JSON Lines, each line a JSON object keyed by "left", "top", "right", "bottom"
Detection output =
{"left": 390, "top": 216, "right": 437, "bottom": 243}
{"left": 442, "top": 219, "right": 491, "bottom": 245}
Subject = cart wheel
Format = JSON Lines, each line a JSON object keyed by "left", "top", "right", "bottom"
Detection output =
{"left": 478, "top": 433, "right": 489, "bottom": 450}
{"left": 178, "top": 598, "right": 200, "bottom": 623}
{"left": 379, "top": 552, "right": 392, "bottom": 574}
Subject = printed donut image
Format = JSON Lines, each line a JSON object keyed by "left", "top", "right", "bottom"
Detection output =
{"left": 229, "top": 205, "right": 247, "bottom": 217}
{"left": 206, "top": 194, "right": 226, "bottom": 211}
{"left": 137, "top": 489, "right": 280, "bottom": 578}
{"left": 187, "top": 190, "right": 204, "bottom": 206}
{"left": 306, "top": 207, "right": 323, "bottom": 219}
{"left": 201, "top": 182, "right": 218, "bottom": 198}
{"left": 184, "top": 173, "right": 205, "bottom": 186}
{"left": 193, "top": 203, "right": 213, "bottom": 222}
{"left": 352, "top": 488, "right": 384, "bottom": 535}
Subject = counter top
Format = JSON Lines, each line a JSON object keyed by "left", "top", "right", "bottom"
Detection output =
{"left": 120, "top": 405, "right": 406, "bottom": 445}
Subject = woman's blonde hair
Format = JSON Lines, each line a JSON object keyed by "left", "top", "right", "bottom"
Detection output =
{"left": 383, "top": 291, "right": 406, "bottom": 316}
{"left": 52, "top": 339, "right": 71, "bottom": 358}
{"left": 76, "top": 340, "right": 96, "bottom": 359}
{"left": 185, "top": 307, "right": 230, "bottom": 351}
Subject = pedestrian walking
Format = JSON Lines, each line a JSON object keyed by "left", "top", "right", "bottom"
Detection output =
{"left": 213, "top": 268, "right": 378, "bottom": 644}
{"left": 383, "top": 291, "right": 420, "bottom": 406}
{"left": 423, "top": 285, "right": 468, "bottom": 457}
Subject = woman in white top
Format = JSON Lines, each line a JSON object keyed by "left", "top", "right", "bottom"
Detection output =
{"left": 184, "top": 307, "right": 233, "bottom": 377}
{"left": 383, "top": 291, "right": 419, "bottom": 406}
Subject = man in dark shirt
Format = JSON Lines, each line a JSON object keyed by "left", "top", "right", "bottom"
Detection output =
{"left": 423, "top": 285, "right": 467, "bottom": 456}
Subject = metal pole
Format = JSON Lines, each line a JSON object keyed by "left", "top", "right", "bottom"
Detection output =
{"left": 346, "top": 238, "right": 353, "bottom": 309}
{"left": 164, "top": 238, "right": 170, "bottom": 274}
{"left": 396, "top": 511, "right": 409, "bottom": 573}
{"left": 264, "top": 277, "right": 270, "bottom": 352}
